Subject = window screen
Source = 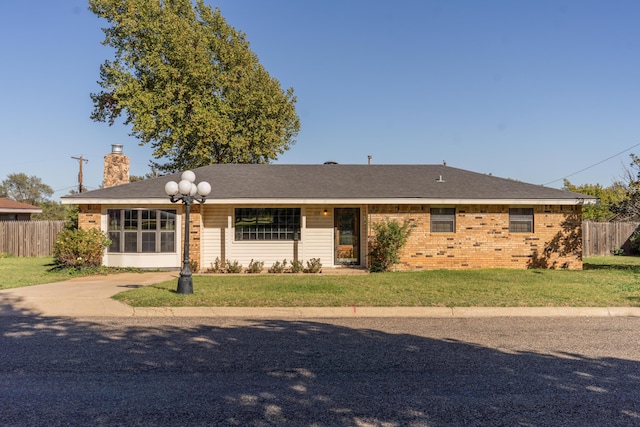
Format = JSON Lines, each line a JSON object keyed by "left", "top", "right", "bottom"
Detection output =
{"left": 431, "top": 208, "right": 455, "bottom": 233}
{"left": 509, "top": 208, "right": 534, "bottom": 233}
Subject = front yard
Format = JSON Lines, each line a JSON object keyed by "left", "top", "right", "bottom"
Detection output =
{"left": 113, "top": 256, "right": 640, "bottom": 308}
{"left": 2, "top": 256, "right": 639, "bottom": 307}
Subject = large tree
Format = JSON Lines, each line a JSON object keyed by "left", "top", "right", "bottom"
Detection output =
{"left": 0, "top": 173, "right": 53, "bottom": 205}
{"left": 89, "top": 0, "right": 300, "bottom": 173}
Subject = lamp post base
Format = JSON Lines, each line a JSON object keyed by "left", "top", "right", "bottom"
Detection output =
{"left": 177, "top": 274, "right": 193, "bottom": 294}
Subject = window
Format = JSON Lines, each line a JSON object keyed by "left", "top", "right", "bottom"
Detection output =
{"left": 108, "top": 209, "right": 176, "bottom": 253}
{"left": 509, "top": 208, "right": 534, "bottom": 233}
{"left": 235, "top": 208, "right": 300, "bottom": 240}
{"left": 431, "top": 208, "right": 455, "bottom": 233}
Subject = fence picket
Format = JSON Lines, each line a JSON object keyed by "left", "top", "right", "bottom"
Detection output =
{"left": 582, "top": 221, "right": 640, "bottom": 257}
{"left": 0, "top": 221, "right": 66, "bottom": 257}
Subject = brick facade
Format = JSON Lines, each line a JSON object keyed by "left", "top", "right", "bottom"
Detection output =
{"left": 368, "top": 204, "right": 583, "bottom": 270}
{"left": 78, "top": 205, "right": 101, "bottom": 231}
{"left": 183, "top": 204, "right": 202, "bottom": 271}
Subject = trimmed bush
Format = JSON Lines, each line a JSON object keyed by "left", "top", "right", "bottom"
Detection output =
{"left": 246, "top": 259, "right": 264, "bottom": 273}
{"left": 290, "top": 260, "right": 304, "bottom": 273}
{"left": 304, "top": 258, "right": 322, "bottom": 273}
{"left": 225, "top": 259, "right": 243, "bottom": 273}
{"left": 269, "top": 259, "right": 288, "bottom": 273}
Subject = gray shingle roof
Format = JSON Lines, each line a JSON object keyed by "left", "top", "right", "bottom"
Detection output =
{"left": 62, "top": 164, "right": 597, "bottom": 203}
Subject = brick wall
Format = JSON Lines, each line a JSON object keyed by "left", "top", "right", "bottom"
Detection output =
{"left": 184, "top": 204, "right": 202, "bottom": 271}
{"left": 368, "top": 204, "right": 583, "bottom": 270}
{"left": 78, "top": 205, "right": 101, "bottom": 231}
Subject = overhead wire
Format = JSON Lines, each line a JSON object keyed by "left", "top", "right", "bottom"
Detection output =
{"left": 543, "top": 143, "right": 640, "bottom": 186}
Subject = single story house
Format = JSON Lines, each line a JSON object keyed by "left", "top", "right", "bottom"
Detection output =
{"left": 61, "top": 146, "right": 598, "bottom": 271}
{"left": 0, "top": 198, "right": 42, "bottom": 221}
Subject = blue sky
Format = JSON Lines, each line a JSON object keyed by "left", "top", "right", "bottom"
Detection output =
{"left": 1, "top": 1, "right": 639, "bottom": 200}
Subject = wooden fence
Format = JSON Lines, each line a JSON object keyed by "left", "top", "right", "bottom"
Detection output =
{"left": 582, "top": 221, "right": 640, "bottom": 257}
{"left": 0, "top": 221, "right": 66, "bottom": 257}
{"left": 1, "top": 219, "right": 638, "bottom": 259}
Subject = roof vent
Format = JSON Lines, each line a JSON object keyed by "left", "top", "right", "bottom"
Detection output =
{"left": 436, "top": 175, "right": 445, "bottom": 183}
{"left": 111, "top": 144, "right": 123, "bottom": 155}
{"left": 324, "top": 161, "right": 338, "bottom": 165}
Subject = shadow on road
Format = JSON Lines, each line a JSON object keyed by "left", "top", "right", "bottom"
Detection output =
{"left": 1, "top": 309, "right": 639, "bottom": 426}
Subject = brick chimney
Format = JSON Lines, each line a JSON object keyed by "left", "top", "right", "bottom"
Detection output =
{"left": 103, "top": 144, "right": 130, "bottom": 188}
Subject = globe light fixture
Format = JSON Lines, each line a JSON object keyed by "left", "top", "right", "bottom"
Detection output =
{"left": 164, "top": 171, "right": 211, "bottom": 294}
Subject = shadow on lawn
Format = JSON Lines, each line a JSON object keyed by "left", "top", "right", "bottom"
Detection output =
{"left": 1, "top": 308, "right": 639, "bottom": 426}
{"left": 583, "top": 261, "right": 640, "bottom": 273}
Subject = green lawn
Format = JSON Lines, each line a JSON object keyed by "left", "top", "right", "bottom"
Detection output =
{"left": 0, "top": 256, "right": 74, "bottom": 290}
{"left": 113, "top": 256, "right": 640, "bottom": 308}
{"left": 3, "top": 255, "right": 640, "bottom": 307}
{"left": 0, "top": 256, "right": 143, "bottom": 290}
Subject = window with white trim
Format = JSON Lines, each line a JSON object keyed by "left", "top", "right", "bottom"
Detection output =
{"left": 107, "top": 209, "right": 177, "bottom": 253}
{"left": 509, "top": 208, "right": 534, "bottom": 233}
{"left": 235, "top": 208, "right": 301, "bottom": 240}
{"left": 430, "top": 208, "right": 455, "bottom": 233}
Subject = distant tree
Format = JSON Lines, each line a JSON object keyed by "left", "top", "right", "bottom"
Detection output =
{"left": 89, "top": 0, "right": 300, "bottom": 174}
{"left": 32, "top": 201, "right": 71, "bottom": 221}
{"left": 563, "top": 179, "right": 626, "bottom": 221}
{"left": 0, "top": 173, "right": 53, "bottom": 205}
{"left": 129, "top": 168, "right": 160, "bottom": 183}
{"left": 610, "top": 153, "right": 640, "bottom": 220}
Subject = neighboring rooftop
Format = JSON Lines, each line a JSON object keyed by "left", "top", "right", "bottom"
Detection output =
{"left": 0, "top": 198, "right": 42, "bottom": 212}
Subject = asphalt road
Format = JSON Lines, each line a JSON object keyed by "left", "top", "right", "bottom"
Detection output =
{"left": 1, "top": 315, "right": 639, "bottom": 426}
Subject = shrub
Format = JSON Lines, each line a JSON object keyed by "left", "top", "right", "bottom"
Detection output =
{"left": 209, "top": 257, "right": 225, "bottom": 273}
{"left": 304, "top": 258, "right": 322, "bottom": 273}
{"left": 225, "top": 259, "right": 243, "bottom": 273}
{"left": 246, "top": 259, "right": 264, "bottom": 273}
{"left": 290, "top": 260, "right": 304, "bottom": 273}
{"left": 631, "top": 229, "right": 640, "bottom": 254}
{"left": 612, "top": 247, "right": 626, "bottom": 256}
{"left": 269, "top": 259, "right": 288, "bottom": 273}
{"left": 54, "top": 228, "right": 111, "bottom": 268}
{"left": 368, "top": 219, "right": 414, "bottom": 272}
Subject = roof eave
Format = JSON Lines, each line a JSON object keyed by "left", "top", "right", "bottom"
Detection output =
{"left": 60, "top": 197, "right": 596, "bottom": 206}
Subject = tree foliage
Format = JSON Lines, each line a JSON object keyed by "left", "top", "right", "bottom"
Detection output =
{"left": 563, "top": 179, "right": 626, "bottom": 221}
{"left": 89, "top": 0, "right": 300, "bottom": 173}
{"left": 0, "top": 173, "right": 53, "bottom": 205}
{"left": 609, "top": 153, "right": 640, "bottom": 221}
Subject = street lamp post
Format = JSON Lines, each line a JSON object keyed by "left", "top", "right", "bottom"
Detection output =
{"left": 164, "top": 171, "right": 211, "bottom": 295}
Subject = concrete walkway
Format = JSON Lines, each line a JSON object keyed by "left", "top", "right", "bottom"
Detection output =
{"left": 1, "top": 272, "right": 639, "bottom": 318}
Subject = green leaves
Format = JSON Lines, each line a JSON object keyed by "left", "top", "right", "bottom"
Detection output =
{"left": 0, "top": 173, "right": 53, "bottom": 205}
{"left": 89, "top": 0, "right": 300, "bottom": 172}
{"left": 369, "top": 220, "right": 414, "bottom": 272}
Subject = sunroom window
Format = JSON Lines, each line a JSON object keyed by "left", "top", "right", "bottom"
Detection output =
{"left": 108, "top": 209, "right": 177, "bottom": 253}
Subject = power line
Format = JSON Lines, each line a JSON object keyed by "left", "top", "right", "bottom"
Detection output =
{"left": 543, "top": 143, "right": 640, "bottom": 186}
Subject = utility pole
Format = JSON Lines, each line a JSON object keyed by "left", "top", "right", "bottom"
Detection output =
{"left": 71, "top": 156, "right": 89, "bottom": 193}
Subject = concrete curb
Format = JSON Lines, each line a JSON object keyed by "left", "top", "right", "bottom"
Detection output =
{"left": 127, "top": 306, "right": 640, "bottom": 318}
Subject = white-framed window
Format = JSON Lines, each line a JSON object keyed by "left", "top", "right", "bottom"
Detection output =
{"left": 430, "top": 208, "right": 455, "bottom": 233}
{"left": 509, "top": 208, "right": 534, "bottom": 233}
{"left": 107, "top": 209, "right": 177, "bottom": 253}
